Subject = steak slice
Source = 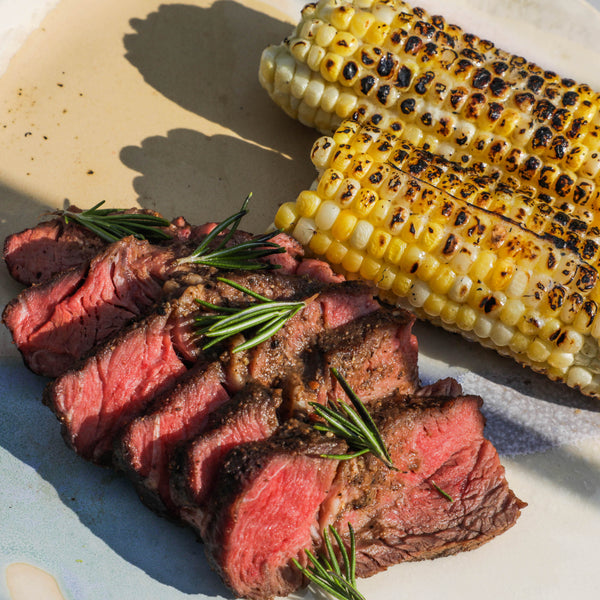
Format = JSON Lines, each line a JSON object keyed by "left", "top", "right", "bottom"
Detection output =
{"left": 3, "top": 207, "right": 189, "bottom": 286}
{"left": 115, "top": 360, "right": 231, "bottom": 516}
{"left": 320, "top": 393, "right": 526, "bottom": 577}
{"left": 3, "top": 237, "right": 177, "bottom": 377}
{"left": 203, "top": 420, "right": 345, "bottom": 600}
{"left": 283, "top": 307, "right": 418, "bottom": 412}
{"left": 171, "top": 383, "right": 282, "bottom": 529}
{"left": 44, "top": 274, "right": 374, "bottom": 465}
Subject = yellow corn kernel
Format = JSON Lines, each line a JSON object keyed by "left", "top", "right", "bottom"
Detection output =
{"left": 274, "top": 202, "right": 298, "bottom": 230}
{"left": 367, "top": 228, "right": 391, "bottom": 259}
{"left": 499, "top": 298, "right": 526, "bottom": 327}
{"left": 349, "top": 153, "right": 374, "bottom": 179}
{"left": 399, "top": 244, "right": 425, "bottom": 274}
{"left": 469, "top": 250, "right": 497, "bottom": 282}
{"left": 416, "top": 254, "right": 440, "bottom": 281}
{"left": 489, "top": 258, "right": 515, "bottom": 291}
{"left": 370, "top": 198, "right": 391, "bottom": 225}
{"left": 377, "top": 266, "right": 395, "bottom": 289}
{"left": 360, "top": 255, "right": 381, "bottom": 280}
{"left": 399, "top": 215, "right": 424, "bottom": 243}
{"left": 490, "top": 321, "right": 514, "bottom": 347}
{"left": 309, "top": 231, "right": 332, "bottom": 255}
{"left": 349, "top": 11, "right": 375, "bottom": 39}
{"left": 364, "top": 21, "right": 389, "bottom": 45}
{"left": 392, "top": 272, "right": 413, "bottom": 296}
{"left": 331, "top": 209, "right": 357, "bottom": 241}
{"left": 527, "top": 339, "right": 552, "bottom": 363}
{"left": 423, "top": 293, "right": 445, "bottom": 317}
{"left": 419, "top": 222, "right": 445, "bottom": 252}
{"left": 384, "top": 237, "right": 407, "bottom": 265}
{"left": 547, "top": 350, "right": 574, "bottom": 371}
{"left": 440, "top": 301, "right": 460, "bottom": 325}
{"left": 335, "top": 91, "right": 358, "bottom": 117}
{"left": 330, "top": 5, "right": 356, "bottom": 31}
{"left": 456, "top": 305, "right": 477, "bottom": 331}
{"left": 342, "top": 248, "right": 364, "bottom": 272}
{"left": 329, "top": 31, "right": 358, "bottom": 56}
{"left": 317, "top": 168, "right": 344, "bottom": 199}
{"left": 320, "top": 52, "right": 344, "bottom": 82}
{"left": 326, "top": 240, "right": 348, "bottom": 264}
{"left": 429, "top": 264, "right": 456, "bottom": 295}
{"left": 352, "top": 187, "right": 379, "bottom": 217}
{"left": 297, "top": 190, "right": 322, "bottom": 218}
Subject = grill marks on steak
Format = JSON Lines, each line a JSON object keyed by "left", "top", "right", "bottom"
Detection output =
{"left": 320, "top": 394, "right": 526, "bottom": 577}
{"left": 204, "top": 421, "right": 345, "bottom": 600}
{"left": 3, "top": 237, "right": 177, "bottom": 377}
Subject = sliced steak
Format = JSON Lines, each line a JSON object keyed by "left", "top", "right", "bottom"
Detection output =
{"left": 44, "top": 274, "right": 373, "bottom": 465}
{"left": 203, "top": 420, "right": 345, "bottom": 600}
{"left": 115, "top": 361, "right": 231, "bottom": 515}
{"left": 283, "top": 307, "right": 418, "bottom": 411}
{"left": 3, "top": 208, "right": 189, "bottom": 286}
{"left": 320, "top": 393, "right": 526, "bottom": 577}
{"left": 171, "top": 383, "right": 282, "bottom": 528}
{"left": 3, "top": 237, "right": 178, "bottom": 377}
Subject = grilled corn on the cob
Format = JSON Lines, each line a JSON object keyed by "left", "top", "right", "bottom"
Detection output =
{"left": 275, "top": 118, "right": 600, "bottom": 397}
{"left": 260, "top": 0, "right": 600, "bottom": 227}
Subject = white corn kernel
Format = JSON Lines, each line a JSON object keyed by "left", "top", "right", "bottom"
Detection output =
{"left": 293, "top": 217, "right": 317, "bottom": 246}
{"left": 315, "top": 200, "right": 341, "bottom": 231}
{"left": 349, "top": 220, "right": 375, "bottom": 250}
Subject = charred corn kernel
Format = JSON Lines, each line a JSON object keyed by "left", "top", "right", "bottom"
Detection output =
{"left": 320, "top": 52, "right": 344, "bottom": 82}
{"left": 367, "top": 228, "right": 391, "bottom": 258}
{"left": 352, "top": 188, "right": 378, "bottom": 216}
{"left": 278, "top": 114, "right": 600, "bottom": 398}
{"left": 309, "top": 231, "right": 332, "bottom": 255}
{"left": 297, "top": 190, "right": 323, "bottom": 217}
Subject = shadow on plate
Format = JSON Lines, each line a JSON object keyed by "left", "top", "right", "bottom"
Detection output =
{"left": 120, "top": 128, "right": 315, "bottom": 231}
{"left": 0, "top": 359, "right": 231, "bottom": 597}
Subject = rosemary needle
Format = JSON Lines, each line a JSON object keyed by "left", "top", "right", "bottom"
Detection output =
{"left": 293, "top": 524, "right": 365, "bottom": 600}
{"left": 310, "top": 368, "right": 396, "bottom": 470}
{"left": 194, "top": 277, "right": 309, "bottom": 353}
{"left": 61, "top": 201, "right": 172, "bottom": 243}
{"left": 177, "top": 193, "right": 286, "bottom": 269}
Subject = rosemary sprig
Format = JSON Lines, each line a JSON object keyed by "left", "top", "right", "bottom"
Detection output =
{"left": 177, "top": 193, "right": 286, "bottom": 269}
{"left": 293, "top": 524, "right": 365, "bottom": 600}
{"left": 61, "top": 201, "right": 172, "bottom": 243}
{"left": 194, "top": 277, "right": 309, "bottom": 353}
{"left": 431, "top": 481, "right": 454, "bottom": 502}
{"left": 310, "top": 368, "right": 396, "bottom": 470}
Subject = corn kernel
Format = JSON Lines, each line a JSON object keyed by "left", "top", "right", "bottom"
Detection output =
{"left": 306, "top": 44, "right": 327, "bottom": 72}
{"left": 364, "top": 21, "right": 389, "bottom": 45}
{"left": 456, "top": 305, "right": 477, "bottom": 331}
{"left": 329, "top": 31, "right": 358, "bottom": 56}
{"left": 440, "top": 301, "right": 460, "bottom": 324}
{"left": 314, "top": 200, "right": 341, "bottom": 231}
{"left": 517, "top": 312, "right": 544, "bottom": 336}
{"left": 309, "top": 231, "right": 332, "bottom": 255}
{"left": 360, "top": 256, "right": 381, "bottom": 281}
{"left": 331, "top": 209, "right": 357, "bottom": 241}
{"left": 367, "top": 228, "right": 391, "bottom": 258}
{"left": 509, "top": 331, "right": 530, "bottom": 355}
{"left": 304, "top": 78, "right": 326, "bottom": 109}
{"left": 555, "top": 329, "right": 584, "bottom": 354}
{"left": 469, "top": 250, "right": 497, "bottom": 282}
{"left": 400, "top": 244, "right": 425, "bottom": 274}
{"left": 349, "top": 220, "right": 375, "bottom": 250}
{"left": 377, "top": 266, "right": 395, "bottom": 290}
{"left": 335, "top": 92, "right": 358, "bottom": 117}
{"left": 320, "top": 84, "right": 340, "bottom": 112}
{"left": 275, "top": 202, "right": 298, "bottom": 231}
{"left": 419, "top": 222, "right": 445, "bottom": 252}
{"left": 473, "top": 315, "right": 494, "bottom": 339}
{"left": 292, "top": 217, "right": 316, "bottom": 246}
{"left": 320, "top": 52, "right": 344, "bottom": 82}
{"left": 349, "top": 11, "right": 375, "bottom": 39}
{"left": 384, "top": 237, "right": 407, "bottom": 264}
{"left": 326, "top": 240, "right": 348, "bottom": 264}
{"left": 392, "top": 272, "right": 413, "bottom": 296}
{"left": 352, "top": 188, "right": 379, "bottom": 217}
{"left": 409, "top": 280, "right": 430, "bottom": 308}
{"left": 297, "top": 190, "right": 322, "bottom": 218}
{"left": 423, "top": 293, "right": 445, "bottom": 317}
{"left": 505, "top": 268, "right": 530, "bottom": 298}
{"left": 490, "top": 321, "right": 514, "bottom": 347}
{"left": 489, "top": 258, "right": 515, "bottom": 290}
{"left": 330, "top": 5, "right": 355, "bottom": 31}
{"left": 370, "top": 198, "right": 391, "bottom": 225}
{"left": 567, "top": 366, "right": 593, "bottom": 389}
{"left": 330, "top": 145, "right": 355, "bottom": 171}
{"left": 342, "top": 248, "right": 363, "bottom": 273}
{"left": 316, "top": 23, "right": 337, "bottom": 48}
{"left": 317, "top": 168, "right": 344, "bottom": 199}
{"left": 500, "top": 298, "right": 526, "bottom": 327}
{"left": 547, "top": 350, "right": 574, "bottom": 371}
{"left": 399, "top": 215, "right": 424, "bottom": 243}
{"left": 429, "top": 264, "right": 455, "bottom": 295}
{"left": 527, "top": 339, "right": 552, "bottom": 363}
{"left": 350, "top": 153, "right": 374, "bottom": 179}
{"left": 414, "top": 255, "right": 439, "bottom": 281}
